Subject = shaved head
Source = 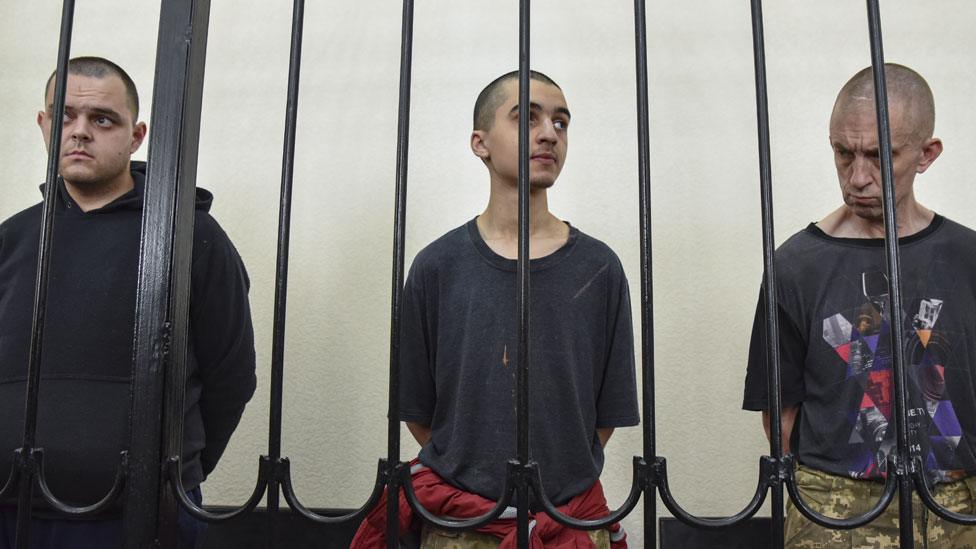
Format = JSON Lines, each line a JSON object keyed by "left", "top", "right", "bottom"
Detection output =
{"left": 473, "top": 70, "right": 561, "bottom": 131}
{"left": 45, "top": 56, "right": 140, "bottom": 120}
{"left": 831, "top": 63, "right": 935, "bottom": 143}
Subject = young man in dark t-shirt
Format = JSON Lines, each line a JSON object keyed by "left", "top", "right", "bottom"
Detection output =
{"left": 397, "top": 71, "right": 639, "bottom": 547}
{"left": 743, "top": 64, "right": 976, "bottom": 547}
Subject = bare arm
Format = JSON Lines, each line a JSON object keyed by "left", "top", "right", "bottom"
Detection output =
{"left": 406, "top": 421, "right": 432, "bottom": 446}
{"left": 761, "top": 405, "right": 798, "bottom": 456}
{"left": 597, "top": 428, "right": 614, "bottom": 448}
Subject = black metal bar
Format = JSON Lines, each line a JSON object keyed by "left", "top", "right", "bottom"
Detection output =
{"left": 32, "top": 450, "right": 127, "bottom": 517}
{"left": 913, "top": 470, "right": 976, "bottom": 525}
{"left": 14, "top": 2, "right": 75, "bottom": 547}
{"left": 864, "top": 2, "right": 914, "bottom": 548}
{"left": 747, "top": 2, "right": 786, "bottom": 547}
{"left": 654, "top": 456, "right": 770, "bottom": 530}
{"left": 267, "top": 0, "right": 306, "bottom": 545}
{"left": 631, "top": 0, "right": 657, "bottom": 545}
{"left": 166, "top": 456, "right": 268, "bottom": 522}
{"left": 400, "top": 460, "right": 518, "bottom": 531}
{"left": 386, "top": 0, "right": 415, "bottom": 546}
{"left": 528, "top": 457, "right": 647, "bottom": 530}
{"left": 277, "top": 458, "right": 387, "bottom": 525}
{"left": 785, "top": 454, "right": 897, "bottom": 529}
{"left": 124, "top": 0, "right": 212, "bottom": 546}
{"left": 515, "top": 1, "right": 531, "bottom": 548}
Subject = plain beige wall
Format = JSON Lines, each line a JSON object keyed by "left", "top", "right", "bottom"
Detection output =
{"left": 4, "top": 2, "right": 976, "bottom": 546}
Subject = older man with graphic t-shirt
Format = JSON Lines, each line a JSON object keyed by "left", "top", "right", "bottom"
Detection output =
{"left": 743, "top": 64, "right": 976, "bottom": 547}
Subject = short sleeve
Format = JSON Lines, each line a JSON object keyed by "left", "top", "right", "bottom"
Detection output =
{"left": 742, "top": 286, "right": 807, "bottom": 411}
{"left": 595, "top": 259, "right": 640, "bottom": 428}
{"left": 398, "top": 259, "right": 436, "bottom": 425}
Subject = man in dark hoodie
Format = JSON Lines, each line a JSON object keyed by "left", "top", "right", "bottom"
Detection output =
{"left": 0, "top": 57, "right": 256, "bottom": 548}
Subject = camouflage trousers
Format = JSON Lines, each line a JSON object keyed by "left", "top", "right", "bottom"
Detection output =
{"left": 419, "top": 524, "right": 610, "bottom": 548}
{"left": 786, "top": 465, "right": 976, "bottom": 548}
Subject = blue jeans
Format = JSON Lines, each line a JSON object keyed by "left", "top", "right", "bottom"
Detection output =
{"left": 0, "top": 488, "right": 207, "bottom": 549}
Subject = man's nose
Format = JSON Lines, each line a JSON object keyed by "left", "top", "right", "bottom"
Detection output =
{"left": 535, "top": 119, "right": 557, "bottom": 143}
{"left": 67, "top": 117, "right": 92, "bottom": 142}
{"left": 849, "top": 157, "right": 875, "bottom": 188}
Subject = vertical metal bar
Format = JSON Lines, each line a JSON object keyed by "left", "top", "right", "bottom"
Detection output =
{"left": 516, "top": 1, "right": 531, "bottom": 548}
{"left": 748, "top": 2, "right": 785, "bottom": 549}
{"left": 267, "top": 1, "right": 306, "bottom": 546}
{"left": 14, "top": 3, "right": 76, "bottom": 548}
{"left": 631, "top": 1, "right": 657, "bottom": 547}
{"left": 125, "top": 0, "right": 212, "bottom": 547}
{"left": 864, "top": 2, "right": 914, "bottom": 548}
{"left": 386, "top": 1, "right": 415, "bottom": 547}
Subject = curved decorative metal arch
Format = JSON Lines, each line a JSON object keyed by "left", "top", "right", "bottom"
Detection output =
{"left": 526, "top": 457, "right": 645, "bottom": 530}
{"left": 32, "top": 449, "right": 127, "bottom": 517}
{"left": 400, "top": 460, "right": 518, "bottom": 532}
{"left": 654, "top": 456, "right": 770, "bottom": 530}
{"left": 165, "top": 455, "right": 268, "bottom": 523}
{"left": 278, "top": 457, "right": 387, "bottom": 525}
{"left": 782, "top": 455, "right": 897, "bottom": 530}
{"left": 913, "top": 467, "right": 976, "bottom": 526}
{"left": 0, "top": 451, "right": 22, "bottom": 501}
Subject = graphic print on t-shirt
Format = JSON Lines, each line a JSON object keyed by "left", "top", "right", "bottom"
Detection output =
{"left": 820, "top": 271, "right": 968, "bottom": 482}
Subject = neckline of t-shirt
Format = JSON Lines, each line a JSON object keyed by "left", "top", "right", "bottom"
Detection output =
{"left": 804, "top": 214, "right": 945, "bottom": 248}
{"left": 466, "top": 217, "right": 579, "bottom": 272}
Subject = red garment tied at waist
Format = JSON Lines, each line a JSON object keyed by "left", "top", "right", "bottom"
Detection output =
{"left": 350, "top": 460, "right": 627, "bottom": 548}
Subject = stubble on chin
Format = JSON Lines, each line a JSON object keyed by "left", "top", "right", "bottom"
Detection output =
{"left": 846, "top": 202, "right": 884, "bottom": 223}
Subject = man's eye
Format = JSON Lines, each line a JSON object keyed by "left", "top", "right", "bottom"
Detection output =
{"left": 95, "top": 116, "right": 112, "bottom": 127}
{"left": 554, "top": 119, "right": 568, "bottom": 131}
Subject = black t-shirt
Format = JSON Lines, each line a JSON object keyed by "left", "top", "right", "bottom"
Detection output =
{"left": 743, "top": 215, "right": 976, "bottom": 483}
{"left": 399, "top": 218, "right": 640, "bottom": 505}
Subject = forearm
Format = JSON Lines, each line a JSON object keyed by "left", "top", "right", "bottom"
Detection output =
{"left": 762, "top": 405, "right": 798, "bottom": 455}
{"left": 406, "top": 422, "right": 432, "bottom": 446}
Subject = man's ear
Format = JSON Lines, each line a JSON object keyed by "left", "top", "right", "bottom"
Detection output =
{"left": 130, "top": 121, "right": 148, "bottom": 154}
{"left": 916, "top": 137, "right": 943, "bottom": 174}
{"left": 471, "top": 130, "right": 490, "bottom": 161}
{"left": 37, "top": 110, "right": 52, "bottom": 148}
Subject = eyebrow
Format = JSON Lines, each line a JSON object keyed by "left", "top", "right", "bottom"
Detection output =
{"left": 508, "top": 102, "right": 572, "bottom": 119}
{"left": 48, "top": 104, "right": 123, "bottom": 120}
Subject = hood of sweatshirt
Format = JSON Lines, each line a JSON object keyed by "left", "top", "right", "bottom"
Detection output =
{"left": 38, "top": 161, "right": 214, "bottom": 215}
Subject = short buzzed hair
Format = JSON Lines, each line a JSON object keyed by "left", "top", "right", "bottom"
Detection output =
{"left": 45, "top": 56, "right": 140, "bottom": 120}
{"left": 832, "top": 63, "right": 935, "bottom": 142}
{"left": 473, "top": 70, "right": 561, "bottom": 131}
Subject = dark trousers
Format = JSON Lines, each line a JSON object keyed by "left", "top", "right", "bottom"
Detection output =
{"left": 0, "top": 488, "right": 207, "bottom": 549}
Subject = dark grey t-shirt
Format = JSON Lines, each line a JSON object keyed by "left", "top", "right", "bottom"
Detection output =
{"left": 399, "top": 218, "right": 640, "bottom": 505}
{"left": 743, "top": 215, "right": 976, "bottom": 483}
